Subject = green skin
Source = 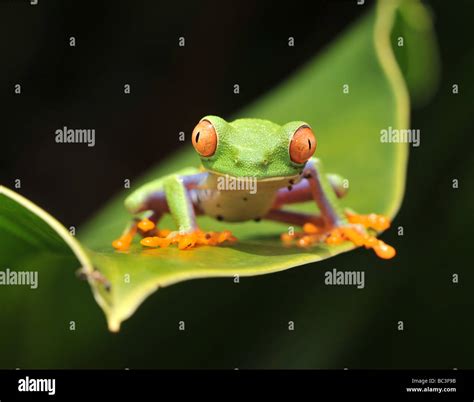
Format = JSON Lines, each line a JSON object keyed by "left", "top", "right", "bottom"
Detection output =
{"left": 123, "top": 115, "right": 349, "bottom": 238}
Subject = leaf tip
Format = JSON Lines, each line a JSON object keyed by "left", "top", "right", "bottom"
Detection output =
{"left": 108, "top": 319, "right": 121, "bottom": 333}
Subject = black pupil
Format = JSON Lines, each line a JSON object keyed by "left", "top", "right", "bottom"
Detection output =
{"left": 308, "top": 138, "right": 312, "bottom": 149}
{"left": 195, "top": 131, "right": 200, "bottom": 143}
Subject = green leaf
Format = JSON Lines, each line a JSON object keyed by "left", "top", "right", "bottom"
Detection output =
{"left": 0, "top": 186, "right": 90, "bottom": 268}
{"left": 0, "top": 0, "right": 438, "bottom": 332}
{"left": 0, "top": 186, "right": 100, "bottom": 310}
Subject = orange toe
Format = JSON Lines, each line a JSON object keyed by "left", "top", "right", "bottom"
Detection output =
{"left": 373, "top": 240, "right": 396, "bottom": 259}
{"left": 112, "top": 234, "right": 132, "bottom": 251}
{"left": 112, "top": 239, "right": 129, "bottom": 251}
{"left": 280, "top": 233, "right": 294, "bottom": 245}
{"left": 297, "top": 235, "right": 314, "bottom": 247}
{"left": 303, "top": 223, "right": 321, "bottom": 234}
{"left": 140, "top": 236, "right": 162, "bottom": 248}
{"left": 137, "top": 218, "right": 155, "bottom": 232}
{"left": 178, "top": 234, "right": 197, "bottom": 250}
{"left": 159, "top": 229, "right": 171, "bottom": 237}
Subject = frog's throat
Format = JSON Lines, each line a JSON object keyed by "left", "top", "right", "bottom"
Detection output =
{"left": 205, "top": 169, "right": 300, "bottom": 183}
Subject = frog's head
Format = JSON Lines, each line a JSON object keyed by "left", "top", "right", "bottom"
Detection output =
{"left": 191, "top": 115, "right": 316, "bottom": 180}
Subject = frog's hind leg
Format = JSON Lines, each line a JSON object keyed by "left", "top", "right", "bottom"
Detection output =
{"left": 268, "top": 170, "right": 344, "bottom": 247}
{"left": 266, "top": 206, "right": 395, "bottom": 258}
{"left": 270, "top": 159, "right": 395, "bottom": 259}
{"left": 268, "top": 168, "right": 349, "bottom": 245}
{"left": 265, "top": 209, "right": 324, "bottom": 227}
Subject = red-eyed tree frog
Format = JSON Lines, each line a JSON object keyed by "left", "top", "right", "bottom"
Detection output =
{"left": 112, "top": 116, "right": 395, "bottom": 259}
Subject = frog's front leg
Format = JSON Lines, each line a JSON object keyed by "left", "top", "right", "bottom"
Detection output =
{"left": 141, "top": 175, "right": 236, "bottom": 249}
{"left": 112, "top": 171, "right": 235, "bottom": 251}
{"left": 268, "top": 159, "right": 396, "bottom": 259}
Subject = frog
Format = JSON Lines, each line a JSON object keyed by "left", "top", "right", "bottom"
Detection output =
{"left": 112, "top": 115, "right": 396, "bottom": 259}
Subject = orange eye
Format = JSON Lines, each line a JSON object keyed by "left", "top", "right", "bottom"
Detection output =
{"left": 191, "top": 119, "right": 218, "bottom": 157}
{"left": 289, "top": 125, "right": 316, "bottom": 164}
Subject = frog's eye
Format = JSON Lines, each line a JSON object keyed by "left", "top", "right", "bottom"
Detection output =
{"left": 289, "top": 125, "right": 317, "bottom": 164}
{"left": 192, "top": 119, "right": 218, "bottom": 157}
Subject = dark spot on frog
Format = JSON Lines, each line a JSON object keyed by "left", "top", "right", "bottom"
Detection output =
{"left": 287, "top": 185, "right": 293, "bottom": 191}
{"left": 205, "top": 233, "right": 211, "bottom": 239}
{"left": 304, "top": 173, "right": 312, "bottom": 179}
{"left": 254, "top": 217, "right": 261, "bottom": 222}
{"left": 216, "top": 215, "right": 224, "bottom": 221}
{"left": 216, "top": 203, "right": 221, "bottom": 208}
{"left": 289, "top": 179, "right": 295, "bottom": 185}
{"left": 242, "top": 197, "right": 248, "bottom": 201}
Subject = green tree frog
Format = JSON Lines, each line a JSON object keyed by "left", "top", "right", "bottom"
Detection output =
{"left": 112, "top": 116, "right": 395, "bottom": 259}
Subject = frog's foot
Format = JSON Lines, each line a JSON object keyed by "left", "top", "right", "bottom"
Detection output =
{"left": 280, "top": 221, "right": 396, "bottom": 259}
{"left": 140, "top": 229, "right": 237, "bottom": 250}
{"left": 326, "top": 225, "right": 396, "bottom": 259}
{"left": 112, "top": 218, "right": 158, "bottom": 251}
{"left": 345, "top": 211, "right": 391, "bottom": 231}
{"left": 280, "top": 223, "right": 328, "bottom": 248}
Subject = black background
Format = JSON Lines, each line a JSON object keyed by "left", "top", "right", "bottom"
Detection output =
{"left": 1, "top": 0, "right": 367, "bottom": 226}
